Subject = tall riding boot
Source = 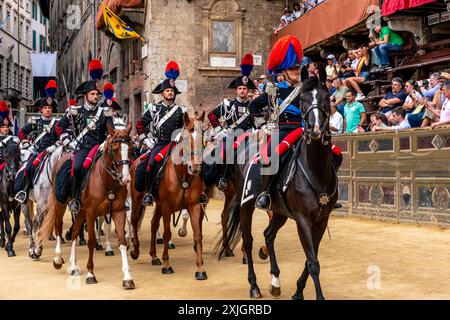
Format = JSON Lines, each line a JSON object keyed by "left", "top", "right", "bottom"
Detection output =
{"left": 142, "top": 168, "right": 154, "bottom": 207}
{"left": 255, "top": 173, "right": 275, "bottom": 210}
{"left": 69, "top": 176, "right": 81, "bottom": 214}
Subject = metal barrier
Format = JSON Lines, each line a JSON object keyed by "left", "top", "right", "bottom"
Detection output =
{"left": 333, "top": 126, "right": 450, "bottom": 226}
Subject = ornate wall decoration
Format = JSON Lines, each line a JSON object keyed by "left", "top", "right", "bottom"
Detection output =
{"left": 369, "top": 185, "right": 384, "bottom": 206}
{"left": 432, "top": 187, "right": 450, "bottom": 212}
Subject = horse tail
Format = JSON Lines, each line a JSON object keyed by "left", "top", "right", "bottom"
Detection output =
{"left": 214, "top": 194, "right": 241, "bottom": 260}
{"left": 34, "top": 190, "right": 58, "bottom": 249}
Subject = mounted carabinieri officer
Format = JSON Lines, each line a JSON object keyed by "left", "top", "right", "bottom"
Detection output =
{"left": 52, "top": 59, "right": 114, "bottom": 214}
{"left": 135, "top": 61, "right": 187, "bottom": 206}
{"left": 0, "top": 102, "right": 19, "bottom": 168}
{"left": 15, "top": 80, "right": 59, "bottom": 203}
{"left": 207, "top": 53, "right": 257, "bottom": 191}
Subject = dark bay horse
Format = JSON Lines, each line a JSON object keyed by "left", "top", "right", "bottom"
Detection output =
{"left": 0, "top": 142, "right": 21, "bottom": 256}
{"left": 219, "top": 68, "right": 338, "bottom": 300}
{"left": 130, "top": 111, "right": 207, "bottom": 279}
{"left": 36, "top": 121, "right": 135, "bottom": 289}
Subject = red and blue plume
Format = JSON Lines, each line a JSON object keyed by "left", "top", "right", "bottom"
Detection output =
{"left": 0, "top": 101, "right": 9, "bottom": 119}
{"left": 267, "top": 35, "right": 303, "bottom": 75}
{"left": 45, "top": 79, "right": 57, "bottom": 98}
{"left": 165, "top": 61, "right": 180, "bottom": 80}
{"left": 103, "top": 82, "right": 115, "bottom": 100}
{"left": 240, "top": 53, "right": 254, "bottom": 77}
{"left": 89, "top": 59, "right": 104, "bottom": 81}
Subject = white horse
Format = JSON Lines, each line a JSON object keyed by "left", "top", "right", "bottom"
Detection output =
{"left": 20, "top": 143, "right": 64, "bottom": 259}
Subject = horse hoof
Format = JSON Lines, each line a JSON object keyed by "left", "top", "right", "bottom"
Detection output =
{"left": 65, "top": 231, "right": 71, "bottom": 241}
{"left": 291, "top": 293, "right": 304, "bottom": 300}
{"left": 86, "top": 276, "right": 97, "bottom": 285}
{"left": 259, "top": 247, "right": 268, "bottom": 260}
{"left": 7, "top": 250, "right": 16, "bottom": 257}
{"left": 130, "top": 251, "right": 139, "bottom": 260}
{"left": 195, "top": 271, "right": 208, "bottom": 280}
{"left": 53, "top": 260, "right": 63, "bottom": 270}
{"left": 31, "top": 253, "right": 40, "bottom": 261}
{"left": 151, "top": 258, "right": 162, "bottom": 266}
{"left": 60, "top": 238, "right": 66, "bottom": 244}
{"left": 162, "top": 266, "right": 174, "bottom": 274}
{"left": 242, "top": 257, "right": 248, "bottom": 265}
{"left": 224, "top": 248, "right": 234, "bottom": 257}
{"left": 70, "top": 269, "right": 81, "bottom": 277}
{"left": 269, "top": 285, "right": 281, "bottom": 297}
{"left": 122, "top": 280, "right": 135, "bottom": 290}
{"left": 0, "top": 239, "right": 4, "bottom": 248}
{"left": 79, "top": 239, "right": 87, "bottom": 246}
{"left": 249, "top": 288, "right": 262, "bottom": 299}
{"left": 48, "top": 234, "right": 56, "bottom": 241}
{"left": 96, "top": 244, "right": 103, "bottom": 251}
{"left": 105, "top": 251, "right": 115, "bottom": 257}
{"left": 168, "top": 243, "right": 176, "bottom": 249}
{"left": 156, "top": 239, "right": 163, "bottom": 244}
{"left": 178, "top": 229, "right": 187, "bottom": 237}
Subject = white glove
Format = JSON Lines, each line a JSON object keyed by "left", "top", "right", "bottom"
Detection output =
{"left": 69, "top": 140, "right": 80, "bottom": 152}
{"left": 215, "top": 128, "right": 228, "bottom": 140}
{"left": 46, "top": 145, "right": 57, "bottom": 154}
{"left": 261, "top": 122, "right": 275, "bottom": 135}
{"left": 60, "top": 133, "right": 71, "bottom": 147}
{"left": 143, "top": 138, "right": 155, "bottom": 149}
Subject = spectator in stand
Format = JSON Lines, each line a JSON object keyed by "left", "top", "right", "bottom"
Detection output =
{"left": 344, "top": 47, "right": 371, "bottom": 101}
{"left": 430, "top": 80, "right": 450, "bottom": 129}
{"left": 403, "top": 80, "right": 424, "bottom": 128}
{"left": 378, "top": 77, "right": 408, "bottom": 115}
{"left": 292, "top": 2, "right": 302, "bottom": 19}
{"left": 300, "top": 0, "right": 315, "bottom": 13}
{"left": 326, "top": 79, "right": 335, "bottom": 95}
{"left": 343, "top": 90, "right": 367, "bottom": 133}
{"left": 330, "top": 78, "right": 349, "bottom": 115}
{"left": 258, "top": 74, "right": 267, "bottom": 93}
{"left": 325, "top": 54, "right": 339, "bottom": 80}
{"left": 418, "top": 72, "right": 441, "bottom": 101}
{"left": 371, "top": 23, "right": 404, "bottom": 70}
{"left": 274, "top": 17, "right": 287, "bottom": 34}
{"left": 370, "top": 112, "right": 389, "bottom": 131}
{"left": 282, "top": 8, "right": 294, "bottom": 24}
{"left": 422, "top": 72, "right": 450, "bottom": 127}
{"left": 329, "top": 101, "right": 343, "bottom": 134}
{"left": 339, "top": 50, "right": 358, "bottom": 80}
{"left": 373, "top": 107, "right": 410, "bottom": 131}
{"left": 308, "top": 62, "right": 319, "bottom": 78}
{"left": 368, "top": 30, "right": 382, "bottom": 67}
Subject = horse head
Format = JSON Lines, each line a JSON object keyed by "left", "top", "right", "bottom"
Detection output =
{"left": 179, "top": 111, "right": 205, "bottom": 175}
{"left": 299, "top": 64, "right": 331, "bottom": 144}
{"left": 106, "top": 121, "right": 133, "bottom": 186}
{"left": 3, "top": 142, "right": 21, "bottom": 181}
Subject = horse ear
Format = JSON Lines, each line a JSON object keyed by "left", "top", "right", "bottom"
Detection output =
{"left": 107, "top": 120, "right": 115, "bottom": 136}
{"left": 317, "top": 63, "right": 327, "bottom": 84}
{"left": 300, "top": 66, "right": 309, "bottom": 82}
{"left": 183, "top": 111, "right": 190, "bottom": 126}
{"left": 197, "top": 110, "right": 205, "bottom": 122}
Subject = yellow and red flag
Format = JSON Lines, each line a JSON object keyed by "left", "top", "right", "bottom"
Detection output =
{"left": 101, "top": 2, "right": 145, "bottom": 42}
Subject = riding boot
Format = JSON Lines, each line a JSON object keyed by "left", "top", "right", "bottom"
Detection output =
{"left": 255, "top": 173, "right": 275, "bottom": 211}
{"left": 69, "top": 176, "right": 81, "bottom": 214}
{"left": 142, "top": 182, "right": 154, "bottom": 206}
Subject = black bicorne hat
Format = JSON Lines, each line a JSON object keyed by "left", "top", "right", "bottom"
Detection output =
{"left": 75, "top": 80, "right": 102, "bottom": 95}
{"left": 152, "top": 61, "right": 181, "bottom": 95}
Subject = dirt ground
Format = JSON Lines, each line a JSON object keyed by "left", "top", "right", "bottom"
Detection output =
{"left": 1, "top": 199, "right": 450, "bottom": 300}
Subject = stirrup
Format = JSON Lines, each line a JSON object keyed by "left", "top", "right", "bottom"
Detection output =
{"left": 142, "top": 193, "right": 153, "bottom": 206}
{"left": 14, "top": 191, "right": 27, "bottom": 204}
{"left": 200, "top": 192, "right": 209, "bottom": 205}
{"left": 255, "top": 192, "right": 271, "bottom": 211}
{"left": 217, "top": 177, "right": 227, "bottom": 191}
{"left": 69, "top": 199, "right": 80, "bottom": 214}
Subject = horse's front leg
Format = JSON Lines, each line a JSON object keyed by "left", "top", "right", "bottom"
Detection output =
{"left": 0, "top": 207, "right": 5, "bottom": 248}
{"left": 188, "top": 202, "right": 207, "bottom": 280}
{"left": 149, "top": 205, "right": 163, "bottom": 265}
{"left": 3, "top": 203, "right": 15, "bottom": 257}
{"left": 161, "top": 205, "right": 174, "bottom": 274}
{"left": 112, "top": 208, "right": 135, "bottom": 289}
{"left": 104, "top": 215, "right": 114, "bottom": 256}
{"left": 85, "top": 212, "right": 98, "bottom": 284}
{"left": 10, "top": 203, "right": 21, "bottom": 245}
{"left": 95, "top": 216, "right": 104, "bottom": 251}
{"left": 22, "top": 202, "right": 35, "bottom": 257}
{"left": 67, "top": 210, "right": 85, "bottom": 276}
{"left": 264, "top": 213, "right": 288, "bottom": 298}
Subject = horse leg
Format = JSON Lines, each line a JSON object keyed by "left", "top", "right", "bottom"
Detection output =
{"left": 0, "top": 209, "right": 4, "bottom": 248}
{"left": 51, "top": 202, "right": 66, "bottom": 269}
{"left": 221, "top": 193, "right": 234, "bottom": 257}
{"left": 112, "top": 209, "right": 135, "bottom": 289}
{"left": 264, "top": 213, "right": 288, "bottom": 297}
{"left": 104, "top": 215, "right": 114, "bottom": 256}
{"left": 258, "top": 211, "right": 273, "bottom": 260}
{"left": 241, "top": 204, "right": 261, "bottom": 298}
{"left": 9, "top": 204, "right": 21, "bottom": 256}
{"left": 130, "top": 204, "right": 143, "bottom": 260}
{"left": 149, "top": 205, "right": 162, "bottom": 265}
{"left": 85, "top": 213, "right": 98, "bottom": 284}
{"left": 78, "top": 222, "right": 87, "bottom": 246}
{"left": 125, "top": 193, "right": 132, "bottom": 246}
{"left": 95, "top": 217, "right": 103, "bottom": 251}
{"left": 178, "top": 208, "right": 189, "bottom": 237}
{"left": 3, "top": 204, "right": 15, "bottom": 257}
{"left": 189, "top": 203, "right": 206, "bottom": 280}
{"left": 294, "top": 215, "right": 326, "bottom": 300}
{"left": 22, "top": 202, "right": 35, "bottom": 257}
{"left": 161, "top": 206, "right": 174, "bottom": 274}
{"left": 67, "top": 211, "right": 85, "bottom": 276}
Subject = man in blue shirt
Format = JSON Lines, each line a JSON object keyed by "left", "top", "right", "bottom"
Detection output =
{"left": 379, "top": 77, "right": 408, "bottom": 114}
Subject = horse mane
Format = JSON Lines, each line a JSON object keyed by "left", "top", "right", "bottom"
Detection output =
{"left": 301, "top": 76, "right": 319, "bottom": 93}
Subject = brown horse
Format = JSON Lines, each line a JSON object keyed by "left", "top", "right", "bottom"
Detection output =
{"left": 130, "top": 111, "right": 207, "bottom": 279}
{"left": 36, "top": 121, "right": 135, "bottom": 289}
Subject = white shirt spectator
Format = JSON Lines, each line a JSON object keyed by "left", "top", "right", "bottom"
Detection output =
{"left": 292, "top": 10, "right": 301, "bottom": 19}
{"left": 404, "top": 90, "right": 423, "bottom": 105}
{"left": 330, "top": 111, "right": 343, "bottom": 134}
{"left": 391, "top": 118, "right": 411, "bottom": 130}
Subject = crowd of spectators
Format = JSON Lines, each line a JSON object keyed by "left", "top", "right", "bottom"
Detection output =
{"left": 275, "top": 0, "right": 327, "bottom": 34}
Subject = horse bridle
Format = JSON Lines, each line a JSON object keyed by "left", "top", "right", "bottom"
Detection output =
{"left": 302, "top": 91, "right": 331, "bottom": 145}
{"left": 101, "top": 137, "right": 131, "bottom": 182}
